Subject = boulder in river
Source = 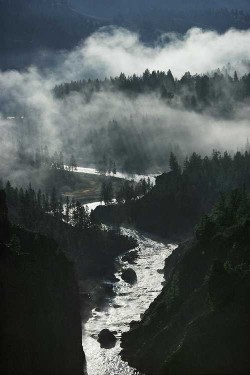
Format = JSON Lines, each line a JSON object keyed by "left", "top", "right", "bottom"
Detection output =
{"left": 98, "top": 329, "right": 117, "bottom": 349}
{"left": 121, "top": 268, "right": 137, "bottom": 284}
{"left": 122, "top": 250, "right": 139, "bottom": 264}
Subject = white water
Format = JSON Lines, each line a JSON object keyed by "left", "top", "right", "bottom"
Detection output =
{"left": 65, "top": 165, "right": 156, "bottom": 185}
{"left": 85, "top": 201, "right": 104, "bottom": 211}
{"left": 82, "top": 227, "right": 176, "bottom": 375}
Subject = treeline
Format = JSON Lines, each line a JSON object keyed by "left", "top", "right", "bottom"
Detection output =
{"left": 17, "top": 144, "right": 78, "bottom": 171}
{"left": 85, "top": 119, "right": 183, "bottom": 174}
{"left": 54, "top": 69, "right": 250, "bottom": 113}
{"left": 2, "top": 179, "right": 138, "bottom": 280}
{"left": 121, "top": 186, "right": 250, "bottom": 374}
{"left": 95, "top": 149, "right": 250, "bottom": 238}
{"left": 100, "top": 177, "right": 153, "bottom": 204}
{"left": 2, "top": 180, "right": 96, "bottom": 230}
{"left": 196, "top": 187, "right": 250, "bottom": 245}
{"left": 96, "top": 156, "right": 117, "bottom": 175}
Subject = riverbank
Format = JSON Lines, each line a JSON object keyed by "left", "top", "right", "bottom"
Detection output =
{"left": 121, "top": 193, "right": 250, "bottom": 374}
{"left": 82, "top": 227, "right": 176, "bottom": 375}
{"left": 62, "top": 172, "right": 125, "bottom": 204}
{"left": 0, "top": 191, "right": 86, "bottom": 375}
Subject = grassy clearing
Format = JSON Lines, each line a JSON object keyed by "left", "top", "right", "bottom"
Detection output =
{"left": 62, "top": 172, "right": 125, "bottom": 203}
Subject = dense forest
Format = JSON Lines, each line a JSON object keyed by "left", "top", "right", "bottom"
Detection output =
{"left": 121, "top": 188, "right": 250, "bottom": 374}
{"left": 54, "top": 69, "right": 250, "bottom": 115}
{"left": 1, "top": 0, "right": 250, "bottom": 372}
{"left": 0, "top": 190, "right": 86, "bottom": 375}
{"left": 52, "top": 69, "right": 250, "bottom": 173}
{"left": 95, "top": 149, "right": 250, "bottom": 238}
{"left": 2, "top": 178, "right": 137, "bottom": 282}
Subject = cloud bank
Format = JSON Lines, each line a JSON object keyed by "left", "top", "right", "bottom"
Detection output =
{"left": 0, "top": 27, "right": 250, "bottom": 179}
{"left": 61, "top": 27, "right": 250, "bottom": 80}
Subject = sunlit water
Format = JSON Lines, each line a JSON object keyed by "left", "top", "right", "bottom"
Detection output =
{"left": 82, "top": 227, "right": 176, "bottom": 375}
{"left": 65, "top": 165, "right": 156, "bottom": 185}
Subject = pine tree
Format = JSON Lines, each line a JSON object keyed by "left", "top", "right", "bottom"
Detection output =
{"left": 70, "top": 154, "right": 77, "bottom": 171}
{"left": 59, "top": 152, "right": 64, "bottom": 170}
{"left": 169, "top": 152, "right": 181, "bottom": 174}
{"left": 58, "top": 196, "right": 63, "bottom": 220}
{"left": 65, "top": 196, "right": 70, "bottom": 223}
{"left": 234, "top": 71, "right": 239, "bottom": 82}
{"left": 50, "top": 187, "right": 58, "bottom": 215}
{"left": 37, "top": 189, "right": 42, "bottom": 210}
{"left": 100, "top": 180, "right": 114, "bottom": 204}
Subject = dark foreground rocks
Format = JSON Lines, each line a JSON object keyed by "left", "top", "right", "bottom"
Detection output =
{"left": 122, "top": 250, "right": 139, "bottom": 264}
{"left": 98, "top": 329, "right": 117, "bottom": 349}
{"left": 121, "top": 224, "right": 250, "bottom": 374}
{"left": 0, "top": 191, "right": 86, "bottom": 375}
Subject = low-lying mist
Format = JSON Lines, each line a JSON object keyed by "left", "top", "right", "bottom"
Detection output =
{"left": 1, "top": 27, "right": 250, "bottom": 183}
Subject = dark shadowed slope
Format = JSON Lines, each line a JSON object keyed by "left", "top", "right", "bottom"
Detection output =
{"left": 0, "top": 0, "right": 106, "bottom": 70}
{"left": 71, "top": 0, "right": 250, "bottom": 41}
{"left": 0, "top": 190, "right": 86, "bottom": 375}
{"left": 121, "top": 189, "right": 250, "bottom": 374}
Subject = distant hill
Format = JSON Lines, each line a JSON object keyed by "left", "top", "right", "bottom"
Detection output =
{"left": 0, "top": 0, "right": 250, "bottom": 70}
{"left": 70, "top": 0, "right": 250, "bottom": 18}
{"left": 0, "top": 0, "right": 106, "bottom": 70}
{"left": 70, "top": 0, "right": 250, "bottom": 41}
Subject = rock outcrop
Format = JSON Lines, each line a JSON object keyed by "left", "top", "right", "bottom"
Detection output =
{"left": 0, "top": 190, "right": 86, "bottom": 375}
{"left": 122, "top": 250, "right": 138, "bottom": 264}
{"left": 121, "top": 210, "right": 250, "bottom": 374}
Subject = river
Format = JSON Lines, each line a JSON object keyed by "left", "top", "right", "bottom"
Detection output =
{"left": 69, "top": 167, "right": 174, "bottom": 374}
{"left": 65, "top": 165, "right": 157, "bottom": 185}
{"left": 82, "top": 225, "right": 176, "bottom": 375}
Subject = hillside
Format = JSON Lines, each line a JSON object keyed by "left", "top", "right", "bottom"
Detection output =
{"left": 0, "top": 190, "right": 86, "bottom": 374}
{"left": 71, "top": 0, "right": 250, "bottom": 40}
{"left": 1, "top": 0, "right": 250, "bottom": 70}
{"left": 95, "top": 150, "right": 250, "bottom": 239}
{"left": 71, "top": 0, "right": 250, "bottom": 17}
{"left": 0, "top": 0, "right": 106, "bottom": 70}
{"left": 121, "top": 188, "right": 250, "bottom": 374}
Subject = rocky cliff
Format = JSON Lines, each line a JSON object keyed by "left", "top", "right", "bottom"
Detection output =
{"left": 121, "top": 190, "right": 250, "bottom": 374}
{"left": 0, "top": 190, "right": 86, "bottom": 375}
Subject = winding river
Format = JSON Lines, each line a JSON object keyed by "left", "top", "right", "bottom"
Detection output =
{"left": 82, "top": 226, "right": 176, "bottom": 375}
{"left": 65, "top": 165, "right": 157, "bottom": 185}
{"left": 70, "top": 167, "right": 174, "bottom": 374}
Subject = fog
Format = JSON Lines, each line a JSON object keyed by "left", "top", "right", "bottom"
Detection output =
{"left": 1, "top": 27, "right": 250, "bottom": 181}
{"left": 61, "top": 27, "right": 250, "bottom": 80}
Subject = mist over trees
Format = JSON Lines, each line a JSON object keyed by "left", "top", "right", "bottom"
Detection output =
{"left": 54, "top": 68, "right": 250, "bottom": 115}
{"left": 51, "top": 69, "right": 250, "bottom": 173}
{"left": 100, "top": 177, "right": 153, "bottom": 204}
{"left": 1, "top": 1, "right": 250, "bottom": 374}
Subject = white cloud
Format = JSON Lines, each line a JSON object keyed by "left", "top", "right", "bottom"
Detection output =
{"left": 0, "top": 26, "right": 250, "bottom": 179}
{"left": 60, "top": 27, "right": 250, "bottom": 80}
